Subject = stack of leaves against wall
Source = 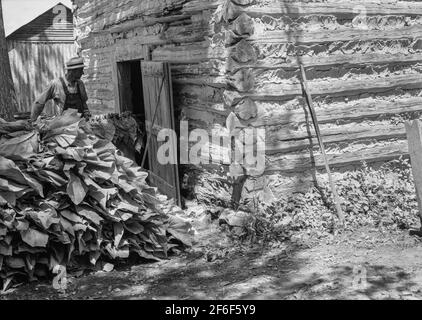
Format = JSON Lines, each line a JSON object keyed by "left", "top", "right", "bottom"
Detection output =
{"left": 0, "top": 110, "right": 193, "bottom": 291}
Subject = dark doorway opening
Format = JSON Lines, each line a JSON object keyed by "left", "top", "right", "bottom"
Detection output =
{"left": 117, "top": 60, "right": 182, "bottom": 207}
{"left": 117, "top": 60, "right": 149, "bottom": 171}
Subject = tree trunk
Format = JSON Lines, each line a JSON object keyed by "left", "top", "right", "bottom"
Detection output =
{"left": 0, "top": 0, "right": 18, "bottom": 121}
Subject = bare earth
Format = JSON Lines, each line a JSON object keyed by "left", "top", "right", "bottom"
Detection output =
{"left": 2, "top": 203, "right": 422, "bottom": 300}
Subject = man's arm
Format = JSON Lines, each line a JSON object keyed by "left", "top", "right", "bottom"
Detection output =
{"left": 82, "top": 100, "right": 90, "bottom": 117}
{"left": 78, "top": 81, "right": 91, "bottom": 119}
{"left": 30, "top": 102, "right": 45, "bottom": 122}
{"left": 30, "top": 82, "right": 55, "bottom": 122}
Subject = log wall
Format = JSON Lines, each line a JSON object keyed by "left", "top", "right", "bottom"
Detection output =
{"left": 73, "top": 0, "right": 422, "bottom": 203}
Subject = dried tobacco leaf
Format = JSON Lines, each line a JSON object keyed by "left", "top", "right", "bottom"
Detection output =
{"left": 20, "top": 229, "right": 49, "bottom": 248}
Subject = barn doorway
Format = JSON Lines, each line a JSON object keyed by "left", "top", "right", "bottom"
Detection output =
{"left": 116, "top": 60, "right": 181, "bottom": 207}
{"left": 117, "top": 60, "right": 149, "bottom": 170}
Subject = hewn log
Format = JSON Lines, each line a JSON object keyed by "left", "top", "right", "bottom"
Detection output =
{"left": 229, "top": 53, "right": 422, "bottom": 73}
{"left": 265, "top": 140, "right": 409, "bottom": 173}
{"left": 93, "top": 17, "right": 422, "bottom": 51}
{"left": 200, "top": 137, "right": 409, "bottom": 174}
{"left": 180, "top": 96, "right": 422, "bottom": 130}
{"left": 249, "top": 97, "right": 422, "bottom": 127}
{"left": 248, "top": 25, "right": 422, "bottom": 45}
{"left": 231, "top": 1, "right": 422, "bottom": 18}
{"left": 266, "top": 124, "right": 407, "bottom": 154}
{"left": 173, "top": 73, "right": 422, "bottom": 103}
{"left": 240, "top": 73, "right": 422, "bottom": 102}
{"left": 109, "top": 14, "right": 191, "bottom": 34}
{"left": 153, "top": 42, "right": 422, "bottom": 67}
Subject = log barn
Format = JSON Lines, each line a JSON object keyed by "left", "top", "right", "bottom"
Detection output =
{"left": 73, "top": 0, "right": 422, "bottom": 207}
{"left": 7, "top": 2, "right": 77, "bottom": 113}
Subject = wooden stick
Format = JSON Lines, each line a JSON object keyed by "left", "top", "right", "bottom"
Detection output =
{"left": 405, "top": 120, "right": 422, "bottom": 231}
{"left": 300, "top": 64, "right": 345, "bottom": 225}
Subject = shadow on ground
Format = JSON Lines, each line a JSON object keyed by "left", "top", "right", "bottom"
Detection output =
{"left": 2, "top": 225, "right": 422, "bottom": 300}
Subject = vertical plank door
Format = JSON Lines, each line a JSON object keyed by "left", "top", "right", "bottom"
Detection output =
{"left": 141, "top": 61, "right": 181, "bottom": 207}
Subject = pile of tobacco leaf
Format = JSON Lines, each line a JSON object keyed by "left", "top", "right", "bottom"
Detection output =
{"left": 0, "top": 110, "right": 192, "bottom": 291}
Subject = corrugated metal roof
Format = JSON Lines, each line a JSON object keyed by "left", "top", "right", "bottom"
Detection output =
{"left": 6, "top": 3, "right": 74, "bottom": 43}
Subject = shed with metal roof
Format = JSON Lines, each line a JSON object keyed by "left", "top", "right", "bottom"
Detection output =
{"left": 7, "top": 2, "right": 77, "bottom": 112}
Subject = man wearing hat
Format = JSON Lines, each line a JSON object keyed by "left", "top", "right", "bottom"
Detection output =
{"left": 30, "top": 56, "right": 91, "bottom": 122}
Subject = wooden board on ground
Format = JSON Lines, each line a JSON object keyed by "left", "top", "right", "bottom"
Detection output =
{"left": 405, "top": 120, "right": 422, "bottom": 225}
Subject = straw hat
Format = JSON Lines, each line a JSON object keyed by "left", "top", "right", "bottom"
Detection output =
{"left": 65, "top": 57, "right": 86, "bottom": 70}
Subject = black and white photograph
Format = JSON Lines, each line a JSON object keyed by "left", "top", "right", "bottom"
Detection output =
{"left": 1, "top": 0, "right": 422, "bottom": 305}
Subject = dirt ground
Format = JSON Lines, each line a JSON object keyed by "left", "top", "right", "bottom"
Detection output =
{"left": 2, "top": 202, "right": 422, "bottom": 300}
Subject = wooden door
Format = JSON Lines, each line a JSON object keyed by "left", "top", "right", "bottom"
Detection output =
{"left": 141, "top": 61, "right": 181, "bottom": 207}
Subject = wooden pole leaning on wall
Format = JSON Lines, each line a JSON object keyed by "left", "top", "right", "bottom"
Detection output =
{"left": 405, "top": 120, "right": 422, "bottom": 232}
{"left": 299, "top": 64, "right": 345, "bottom": 226}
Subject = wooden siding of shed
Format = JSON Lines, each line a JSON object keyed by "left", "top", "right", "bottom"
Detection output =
{"left": 7, "top": 41, "right": 77, "bottom": 112}
{"left": 7, "top": 4, "right": 76, "bottom": 112}
{"left": 73, "top": 0, "right": 422, "bottom": 200}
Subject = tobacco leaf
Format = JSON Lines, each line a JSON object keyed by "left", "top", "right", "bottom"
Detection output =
{"left": 20, "top": 229, "right": 49, "bottom": 248}
{"left": 67, "top": 172, "right": 88, "bottom": 205}
{"left": 0, "top": 242, "right": 12, "bottom": 256}
{"left": 166, "top": 215, "right": 193, "bottom": 247}
{"left": 0, "top": 156, "right": 43, "bottom": 196}
{"left": 113, "top": 223, "right": 124, "bottom": 248}
{"left": 76, "top": 205, "right": 104, "bottom": 226}
{"left": 60, "top": 210, "right": 83, "bottom": 224}
{"left": 28, "top": 207, "right": 60, "bottom": 230}
{"left": 6, "top": 257, "right": 26, "bottom": 269}
{"left": 123, "top": 221, "right": 144, "bottom": 235}
{"left": 0, "top": 132, "right": 39, "bottom": 161}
